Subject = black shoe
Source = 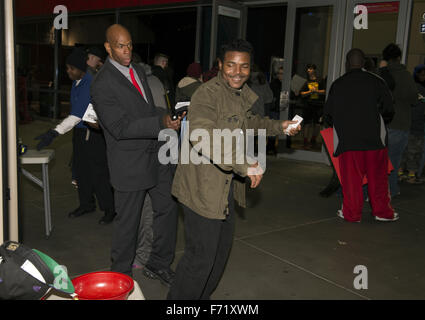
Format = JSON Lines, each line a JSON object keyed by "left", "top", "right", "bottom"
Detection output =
{"left": 142, "top": 265, "right": 175, "bottom": 287}
{"left": 68, "top": 207, "right": 95, "bottom": 218}
{"left": 319, "top": 175, "right": 340, "bottom": 198}
{"left": 319, "top": 186, "right": 339, "bottom": 197}
{"left": 319, "top": 189, "right": 333, "bottom": 198}
{"left": 98, "top": 212, "right": 116, "bottom": 225}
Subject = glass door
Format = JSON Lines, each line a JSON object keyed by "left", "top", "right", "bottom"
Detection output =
{"left": 281, "top": 0, "right": 345, "bottom": 162}
{"left": 342, "top": 0, "right": 412, "bottom": 72}
{"left": 209, "top": 0, "right": 247, "bottom": 68}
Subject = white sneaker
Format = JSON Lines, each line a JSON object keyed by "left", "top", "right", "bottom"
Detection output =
{"left": 337, "top": 210, "right": 360, "bottom": 223}
{"left": 375, "top": 212, "right": 399, "bottom": 222}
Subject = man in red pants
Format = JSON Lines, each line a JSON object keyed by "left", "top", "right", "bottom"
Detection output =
{"left": 323, "top": 48, "right": 398, "bottom": 222}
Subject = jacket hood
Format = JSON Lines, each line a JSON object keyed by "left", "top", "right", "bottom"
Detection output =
{"left": 177, "top": 76, "right": 199, "bottom": 88}
{"left": 138, "top": 62, "right": 152, "bottom": 76}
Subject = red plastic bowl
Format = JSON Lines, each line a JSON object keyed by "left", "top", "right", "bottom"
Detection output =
{"left": 71, "top": 271, "right": 134, "bottom": 300}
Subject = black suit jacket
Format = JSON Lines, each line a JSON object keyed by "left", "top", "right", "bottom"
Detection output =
{"left": 91, "top": 58, "right": 166, "bottom": 191}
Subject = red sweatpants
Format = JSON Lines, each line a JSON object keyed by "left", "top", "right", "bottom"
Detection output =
{"left": 339, "top": 149, "right": 394, "bottom": 222}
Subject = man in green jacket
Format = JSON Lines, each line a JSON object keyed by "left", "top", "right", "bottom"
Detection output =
{"left": 168, "top": 39, "right": 300, "bottom": 299}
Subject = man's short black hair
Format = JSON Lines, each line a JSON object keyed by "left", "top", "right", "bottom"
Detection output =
{"left": 306, "top": 64, "right": 317, "bottom": 71}
{"left": 382, "top": 43, "right": 402, "bottom": 61}
{"left": 219, "top": 39, "right": 254, "bottom": 63}
{"left": 346, "top": 48, "right": 366, "bottom": 70}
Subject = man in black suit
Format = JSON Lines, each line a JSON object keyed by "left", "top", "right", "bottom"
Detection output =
{"left": 91, "top": 24, "right": 181, "bottom": 284}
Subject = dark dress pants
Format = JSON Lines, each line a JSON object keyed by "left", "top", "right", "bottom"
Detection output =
{"left": 72, "top": 128, "right": 114, "bottom": 212}
{"left": 167, "top": 182, "right": 235, "bottom": 300}
{"left": 111, "top": 163, "right": 178, "bottom": 276}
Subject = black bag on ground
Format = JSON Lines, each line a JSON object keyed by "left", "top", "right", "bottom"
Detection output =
{"left": 0, "top": 241, "right": 53, "bottom": 300}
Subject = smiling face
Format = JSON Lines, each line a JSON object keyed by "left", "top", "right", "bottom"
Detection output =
{"left": 219, "top": 51, "right": 251, "bottom": 89}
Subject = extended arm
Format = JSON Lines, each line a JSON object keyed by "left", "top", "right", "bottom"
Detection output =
{"left": 91, "top": 80, "right": 168, "bottom": 140}
{"left": 34, "top": 115, "right": 82, "bottom": 150}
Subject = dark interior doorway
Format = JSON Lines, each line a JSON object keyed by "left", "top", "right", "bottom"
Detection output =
{"left": 122, "top": 8, "right": 198, "bottom": 87}
{"left": 246, "top": 4, "right": 287, "bottom": 79}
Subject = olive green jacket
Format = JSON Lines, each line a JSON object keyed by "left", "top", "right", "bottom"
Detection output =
{"left": 171, "top": 72, "right": 284, "bottom": 219}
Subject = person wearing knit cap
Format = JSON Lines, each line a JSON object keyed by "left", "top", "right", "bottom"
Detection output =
{"left": 175, "top": 62, "right": 203, "bottom": 102}
{"left": 202, "top": 58, "right": 219, "bottom": 82}
{"left": 67, "top": 48, "right": 90, "bottom": 188}
{"left": 66, "top": 47, "right": 87, "bottom": 72}
{"left": 86, "top": 46, "right": 105, "bottom": 75}
{"left": 187, "top": 62, "right": 202, "bottom": 79}
{"left": 35, "top": 47, "right": 116, "bottom": 225}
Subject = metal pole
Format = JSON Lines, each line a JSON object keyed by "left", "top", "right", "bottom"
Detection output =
{"left": 209, "top": 0, "right": 218, "bottom": 69}
{"left": 53, "top": 28, "right": 61, "bottom": 119}
{"left": 115, "top": 8, "right": 120, "bottom": 24}
{"left": 5, "top": 0, "right": 19, "bottom": 241}
{"left": 42, "top": 163, "right": 52, "bottom": 238}
{"left": 195, "top": 6, "right": 202, "bottom": 63}
{"left": 400, "top": 0, "right": 413, "bottom": 64}
{"left": 0, "top": 0, "right": 5, "bottom": 244}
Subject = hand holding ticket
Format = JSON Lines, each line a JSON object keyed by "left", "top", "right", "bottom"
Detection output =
{"left": 284, "top": 115, "right": 303, "bottom": 135}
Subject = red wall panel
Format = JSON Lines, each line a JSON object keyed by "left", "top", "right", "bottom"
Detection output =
{"left": 364, "top": 2, "right": 400, "bottom": 14}
{"left": 16, "top": 0, "right": 196, "bottom": 17}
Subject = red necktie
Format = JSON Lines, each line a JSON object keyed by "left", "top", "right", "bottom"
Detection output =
{"left": 129, "top": 68, "right": 144, "bottom": 98}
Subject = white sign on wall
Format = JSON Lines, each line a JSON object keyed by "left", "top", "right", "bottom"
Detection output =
{"left": 218, "top": 5, "right": 241, "bottom": 19}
